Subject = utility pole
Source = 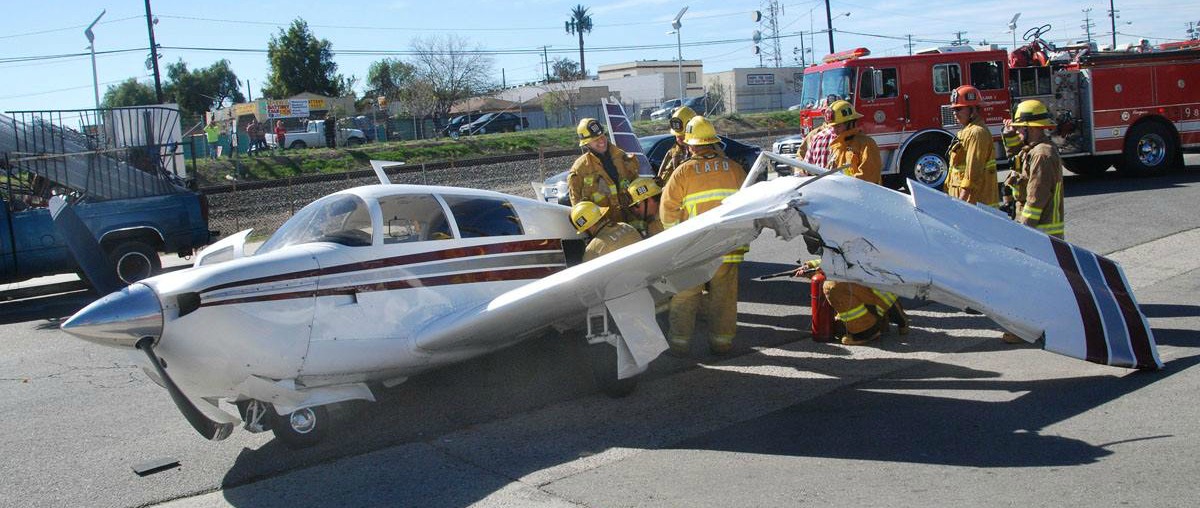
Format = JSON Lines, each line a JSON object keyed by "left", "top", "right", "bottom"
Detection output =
{"left": 952, "top": 31, "right": 969, "bottom": 46}
{"left": 1186, "top": 21, "right": 1198, "bottom": 40}
{"left": 245, "top": 79, "right": 252, "bottom": 102}
{"left": 906, "top": 34, "right": 913, "bottom": 55}
{"left": 800, "top": 31, "right": 807, "bottom": 66}
{"left": 1107, "top": 0, "right": 1118, "bottom": 49}
{"left": 824, "top": 0, "right": 834, "bottom": 54}
{"left": 542, "top": 46, "right": 550, "bottom": 82}
{"left": 1082, "top": 9, "right": 1096, "bottom": 45}
{"left": 502, "top": 68, "right": 506, "bottom": 89}
{"left": 143, "top": 0, "right": 163, "bottom": 103}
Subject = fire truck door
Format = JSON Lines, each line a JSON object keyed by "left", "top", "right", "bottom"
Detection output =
{"left": 856, "top": 67, "right": 904, "bottom": 144}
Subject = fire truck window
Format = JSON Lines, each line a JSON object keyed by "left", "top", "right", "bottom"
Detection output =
{"left": 858, "top": 68, "right": 897, "bottom": 99}
{"left": 970, "top": 61, "right": 1004, "bottom": 90}
{"left": 933, "top": 64, "right": 961, "bottom": 94}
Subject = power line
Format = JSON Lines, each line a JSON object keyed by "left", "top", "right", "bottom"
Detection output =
{"left": 0, "top": 14, "right": 142, "bottom": 40}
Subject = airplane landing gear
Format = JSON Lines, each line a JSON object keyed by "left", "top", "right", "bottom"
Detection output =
{"left": 584, "top": 307, "right": 639, "bottom": 398}
{"left": 270, "top": 405, "right": 329, "bottom": 449}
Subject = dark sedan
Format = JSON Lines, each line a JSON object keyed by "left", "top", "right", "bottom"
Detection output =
{"left": 537, "top": 134, "right": 762, "bottom": 205}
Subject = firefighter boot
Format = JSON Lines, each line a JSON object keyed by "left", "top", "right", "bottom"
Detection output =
{"left": 1001, "top": 332, "right": 1024, "bottom": 344}
{"left": 840, "top": 319, "right": 882, "bottom": 346}
{"left": 888, "top": 301, "right": 911, "bottom": 336}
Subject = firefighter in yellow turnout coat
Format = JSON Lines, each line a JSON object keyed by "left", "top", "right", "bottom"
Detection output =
{"left": 657, "top": 106, "right": 696, "bottom": 183}
{"left": 571, "top": 201, "right": 642, "bottom": 262}
{"left": 1002, "top": 99, "right": 1065, "bottom": 239}
{"left": 659, "top": 116, "right": 747, "bottom": 355}
{"left": 946, "top": 85, "right": 999, "bottom": 206}
{"left": 568, "top": 118, "right": 641, "bottom": 225}
{"left": 821, "top": 100, "right": 910, "bottom": 345}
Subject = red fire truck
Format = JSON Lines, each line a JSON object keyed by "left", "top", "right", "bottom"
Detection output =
{"left": 774, "top": 44, "right": 1200, "bottom": 188}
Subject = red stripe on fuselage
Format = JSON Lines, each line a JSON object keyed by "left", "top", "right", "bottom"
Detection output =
{"left": 201, "top": 266, "right": 562, "bottom": 307}
{"left": 202, "top": 238, "right": 563, "bottom": 295}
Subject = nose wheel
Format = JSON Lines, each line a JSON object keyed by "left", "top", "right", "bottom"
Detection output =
{"left": 270, "top": 405, "right": 329, "bottom": 449}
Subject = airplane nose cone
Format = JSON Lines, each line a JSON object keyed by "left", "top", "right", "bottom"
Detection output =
{"left": 61, "top": 283, "right": 163, "bottom": 348}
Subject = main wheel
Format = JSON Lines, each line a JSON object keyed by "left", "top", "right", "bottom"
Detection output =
{"left": 270, "top": 405, "right": 329, "bottom": 449}
{"left": 1062, "top": 155, "right": 1111, "bottom": 176}
{"left": 107, "top": 240, "right": 161, "bottom": 285}
{"left": 586, "top": 341, "right": 638, "bottom": 398}
{"left": 1117, "top": 122, "right": 1176, "bottom": 176}
{"left": 899, "top": 139, "right": 950, "bottom": 190}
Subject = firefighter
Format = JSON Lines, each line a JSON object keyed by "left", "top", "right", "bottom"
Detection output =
{"left": 821, "top": 100, "right": 910, "bottom": 345}
{"left": 659, "top": 116, "right": 747, "bottom": 356}
{"left": 946, "top": 85, "right": 999, "bottom": 206}
{"left": 626, "top": 177, "right": 664, "bottom": 238}
{"left": 1001, "top": 100, "right": 1064, "bottom": 240}
{"left": 657, "top": 106, "right": 697, "bottom": 183}
{"left": 571, "top": 201, "right": 642, "bottom": 262}
{"left": 568, "top": 118, "right": 641, "bottom": 225}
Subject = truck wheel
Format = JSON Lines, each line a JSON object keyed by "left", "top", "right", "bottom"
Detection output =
{"left": 346, "top": 137, "right": 364, "bottom": 147}
{"left": 270, "top": 405, "right": 329, "bottom": 449}
{"left": 1117, "top": 122, "right": 1176, "bottom": 176}
{"left": 290, "top": 140, "right": 307, "bottom": 149}
{"left": 900, "top": 139, "right": 950, "bottom": 190}
{"left": 107, "top": 241, "right": 161, "bottom": 285}
{"left": 1062, "top": 156, "right": 1111, "bottom": 176}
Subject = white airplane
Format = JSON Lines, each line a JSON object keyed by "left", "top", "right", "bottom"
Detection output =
{"left": 57, "top": 108, "right": 1159, "bottom": 448}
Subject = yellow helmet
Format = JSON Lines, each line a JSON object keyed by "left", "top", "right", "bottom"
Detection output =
{"left": 826, "top": 100, "right": 864, "bottom": 125}
{"left": 576, "top": 118, "right": 606, "bottom": 146}
{"left": 627, "top": 177, "right": 662, "bottom": 204}
{"left": 1010, "top": 100, "right": 1055, "bottom": 128}
{"left": 570, "top": 201, "right": 607, "bottom": 232}
{"left": 669, "top": 106, "right": 697, "bottom": 136}
{"left": 684, "top": 116, "right": 719, "bottom": 146}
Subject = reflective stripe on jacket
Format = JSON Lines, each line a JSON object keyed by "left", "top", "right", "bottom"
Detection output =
{"left": 659, "top": 145, "right": 748, "bottom": 262}
{"left": 568, "top": 144, "right": 641, "bottom": 223}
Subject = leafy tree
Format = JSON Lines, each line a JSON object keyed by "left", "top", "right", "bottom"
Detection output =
{"left": 565, "top": 5, "right": 593, "bottom": 78}
{"left": 549, "top": 58, "right": 581, "bottom": 82}
{"left": 263, "top": 18, "right": 347, "bottom": 99}
{"left": 101, "top": 78, "right": 156, "bottom": 108}
{"left": 164, "top": 59, "right": 246, "bottom": 121}
{"left": 408, "top": 35, "right": 494, "bottom": 123}
{"left": 366, "top": 58, "right": 416, "bottom": 103}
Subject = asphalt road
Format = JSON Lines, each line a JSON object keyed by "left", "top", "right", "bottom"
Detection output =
{"left": 1, "top": 157, "right": 1198, "bottom": 508}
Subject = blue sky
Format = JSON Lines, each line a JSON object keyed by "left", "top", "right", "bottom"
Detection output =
{"left": 2, "top": 0, "right": 1197, "bottom": 113}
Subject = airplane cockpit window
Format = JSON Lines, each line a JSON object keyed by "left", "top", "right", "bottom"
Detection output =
{"left": 258, "top": 194, "right": 373, "bottom": 254}
{"left": 376, "top": 193, "right": 453, "bottom": 244}
{"left": 441, "top": 195, "right": 524, "bottom": 238}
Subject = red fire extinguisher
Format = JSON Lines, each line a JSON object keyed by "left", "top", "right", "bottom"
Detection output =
{"left": 810, "top": 270, "right": 835, "bottom": 343}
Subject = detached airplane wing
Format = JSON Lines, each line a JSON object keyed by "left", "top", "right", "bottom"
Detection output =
{"left": 414, "top": 158, "right": 1159, "bottom": 375}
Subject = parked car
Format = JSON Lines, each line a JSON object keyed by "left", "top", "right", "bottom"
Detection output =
{"left": 442, "top": 113, "right": 485, "bottom": 138}
{"left": 536, "top": 134, "right": 761, "bottom": 205}
{"left": 266, "top": 121, "right": 366, "bottom": 149}
{"left": 649, "top": 96, "right": 707, "bottom": 121}
{"left": 458, "top": 112, "right": 529, "bottom": 136}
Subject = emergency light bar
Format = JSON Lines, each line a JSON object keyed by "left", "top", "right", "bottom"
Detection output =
{"left": 823, "top": 47, "right": 870, "bottom": 64}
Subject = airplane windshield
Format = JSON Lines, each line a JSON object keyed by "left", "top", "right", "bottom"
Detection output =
{"left": 258, "top": 194, "right": 374, "bottom": 254}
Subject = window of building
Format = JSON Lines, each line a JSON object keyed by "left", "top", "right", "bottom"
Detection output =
{"left": 377, "top": 193, "right": 453, "bottom": 244}
{"left": 686, "top": 71, "right": 697, "bottom": 84}
{"left": 932, "top": 63, "right": 961, "bottom": 94}
{"left": 442, "top": 195, "right": 524, "bottom": 238}
{"left": 969, "top": 61, "right": 1004, "bottom": 90}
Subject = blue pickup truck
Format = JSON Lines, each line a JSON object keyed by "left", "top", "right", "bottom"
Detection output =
{"left": 1, "top": 106, "right": 214, "bottom": 286}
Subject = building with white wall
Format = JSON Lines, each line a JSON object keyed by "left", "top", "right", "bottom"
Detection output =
{"left": 704, "top": 67, "right": 805, "bottom": 113}
{"left": 598, "top": 60, "right": 703, "bottom": 102}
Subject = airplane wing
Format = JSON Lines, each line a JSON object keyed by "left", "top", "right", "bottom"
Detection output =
{"left": 414, "top": 161, "right": 1159, "bottom": 375}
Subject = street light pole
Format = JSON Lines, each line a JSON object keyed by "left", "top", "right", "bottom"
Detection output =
{"left": 673, "top": 7, "right": 688, "bottom": 100}
{"left": 84, "top": 10, "right": 106, "bottom": 111}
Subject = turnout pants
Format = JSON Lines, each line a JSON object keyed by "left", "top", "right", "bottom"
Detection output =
{"left": 669, "top": 263, "right": 739, "bottom": 350}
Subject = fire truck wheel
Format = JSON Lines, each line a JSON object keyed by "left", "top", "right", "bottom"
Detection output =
{"left": 900, "top": 139, "right": 950, "bottom": 190}
{"left": 1062, "top": 156, "right": 1111, "bottom": 176}
{"left": 1118, "top": 122, "right": 1176, "bottom": 176}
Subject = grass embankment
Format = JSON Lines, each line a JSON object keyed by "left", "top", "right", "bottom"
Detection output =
{"left": 193, "top": 110, "right": 800, "bottom": 185}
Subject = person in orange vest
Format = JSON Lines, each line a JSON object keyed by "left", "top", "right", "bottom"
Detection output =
{"left": 659, "top": 116, "right": 747, "bottom": 356}
{"left": 568, "top": 118, "right": 641, "bottom": 225}
{"left": 946, "top": 85, "right": 999, "bottom": 206}
{"left": 821, "top": 100, "right": 910, "bottom": 345}
{"left": 571, "top": 201, "right": 642, "bottom": 262}
{"left": 657, "top": 106, "right": 697, "bottom": 183}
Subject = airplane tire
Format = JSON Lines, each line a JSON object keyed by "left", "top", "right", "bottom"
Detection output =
{"left": 270, "top": 405, "right": 329, "bottom": 449}
{"left": 586, "top": 342, "right": 638, "bottom": 398}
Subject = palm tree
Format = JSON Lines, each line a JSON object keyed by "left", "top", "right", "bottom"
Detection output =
{"left": 565, "top": 5, "right": 593, "bottom": 79}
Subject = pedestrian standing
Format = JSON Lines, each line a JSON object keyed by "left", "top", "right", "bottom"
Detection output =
{"left": 946, "top": 85, "right": 999, "bottom": 205}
